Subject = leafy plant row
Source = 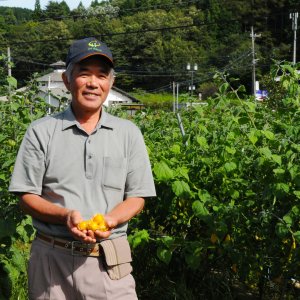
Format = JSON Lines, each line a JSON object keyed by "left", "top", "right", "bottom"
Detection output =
{"left": 129, "top": 63, "right": 300, "bottom": 299}
{"left": 0, "top": 62, "right": 300, "bottom": 299}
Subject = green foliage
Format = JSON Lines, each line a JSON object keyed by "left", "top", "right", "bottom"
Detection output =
{"left": 0, "top": 61, "right": 300, "bottom": 298}
{"left": 129, "top": 63, "right": 300, "bottom": 299}
{"left": 0, "top": 60, "right": 48, "bottom": 299}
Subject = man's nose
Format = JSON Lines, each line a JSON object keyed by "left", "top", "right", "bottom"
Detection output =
{"left": 86, "top": 76, "right": 98, "bottom": 87}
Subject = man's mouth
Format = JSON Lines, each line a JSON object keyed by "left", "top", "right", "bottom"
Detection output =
{"left": 83, "top": 92, "right": 100, "bottom": 98}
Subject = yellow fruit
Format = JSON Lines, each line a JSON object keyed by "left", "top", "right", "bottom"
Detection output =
{"left": 98, "top": 224, "right": 109, "bottom": 232}
{"left": 93, "top": 214, "right": 105, "bottom": 224}
{"left": 232, "top": 264, "right": 237, "bottom": 273}
{"left": 77, "top": 221, "right": 89, "bottom": 230}
{"left": 224, "top": 234, "right": 231, "bottom": 242}
{"left": 77, "top": 213, "right": 109, "bottom": 232}
{"left": 88, "top": 221, "right": 100, "bottom": 231}
{"left": 210, "top": 233, "right": 218, "bottom": 244}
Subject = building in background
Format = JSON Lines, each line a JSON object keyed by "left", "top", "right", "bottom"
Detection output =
{"left": 1, "top": 61, "right": 141, "bottom": 112}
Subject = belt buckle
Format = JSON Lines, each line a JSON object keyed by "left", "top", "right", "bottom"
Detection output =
{"left": 71, "top": 241, "right": 94, "bottom": 256}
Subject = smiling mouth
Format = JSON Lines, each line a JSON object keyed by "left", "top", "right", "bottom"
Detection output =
{"left": 84, "top": 92, "right": 100, "bottom": 97}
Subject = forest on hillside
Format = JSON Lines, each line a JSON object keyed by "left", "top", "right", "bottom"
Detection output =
{"left": 0, "top": 0, "right": 299, "bottom": 96}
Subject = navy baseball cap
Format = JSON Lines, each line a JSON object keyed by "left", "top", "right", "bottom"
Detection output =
{"left": 66, "top": 37, "right": 114, "bottom": 68}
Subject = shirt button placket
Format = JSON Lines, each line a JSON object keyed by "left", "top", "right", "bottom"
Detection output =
{"left": 86, "top": 138, "right": 94, "bottom": 179}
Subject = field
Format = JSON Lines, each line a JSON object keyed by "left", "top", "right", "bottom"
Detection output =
{"left": 0, "top": 62, "right": 300, "bottom": 299}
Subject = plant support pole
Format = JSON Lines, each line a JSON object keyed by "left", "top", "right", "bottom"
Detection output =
{"left": 173, "top": 81, "right": 176, "bottom": 113}
{"left": 290, "top": 12, "right": 298, "bottom": 65}
{"left": 250, "top": 26, "right": 261, "bottom": 96}
{"left": 176, "top": 112, "right": 188, "bottom": 145}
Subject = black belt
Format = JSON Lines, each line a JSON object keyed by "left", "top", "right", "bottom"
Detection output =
{"left": 36, "top": 233, "right": 102, "bottom": 257}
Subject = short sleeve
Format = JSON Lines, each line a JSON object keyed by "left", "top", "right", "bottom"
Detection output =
{"left": 9, "top": 124, "right": 46, "bottom": 195}
{"left": 124, "top": 125, "right": 156, "bottom": 199}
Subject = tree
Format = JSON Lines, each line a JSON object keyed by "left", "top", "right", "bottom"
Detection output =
{"left": 4, "top": 8, "right": 17, "bottom": 25}
{"left": 70, "top": 1, "right": 87, "bottom": 19}
{"left": 32, "top": 0, "right": 43, "bottom": 20}
{"left": 45, "top": 0, "right": 70, "bottom": 20}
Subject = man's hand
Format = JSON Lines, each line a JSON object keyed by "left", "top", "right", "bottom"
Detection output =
{"left": 92, "top": 215, "right": 118, "bottom": 239}
{"left": 66, "top": 210, "right": 97, "bottom": 243}
{"left": 66, "top": 211, "right": 118, "bottom": 242}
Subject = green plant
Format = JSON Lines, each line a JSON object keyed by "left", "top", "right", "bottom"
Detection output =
{"left": 129, "top": 62, "right": 300, "bottom": 299}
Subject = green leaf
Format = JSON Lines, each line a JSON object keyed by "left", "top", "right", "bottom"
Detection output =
{"left": 219, "top": 82, "right": 229, "bottom": 94}
{"left": 230, "top": 189, "right": 240, "bottom": 199}
{"left": 291, "top": 205, "right": 300, "bottom": 216}
{"left": 294, "top": 191, "right": 300, "bottom": 199}
{"left": 196, "top": 136, "right": 209, "bottom": 150}
{"left": 293, "top": 231, "right": 300, "bottom": 244}
{"left": 176, "top": 166, "right": 189, "bottom": 181}
{"left": 244, "top": 102, "right": 256, "bottom": 112}
{"left": 224, "top": 162, "right": 237, "bottom": 172}
{"left": 128, "top": 229, "right": 149, "bottom": 249}
{"left": 153, "top": 161, "right": 174, "bottom": 181}
{"left": 192, "top": 200, "right": 209, "bottom": 218}
{"left": 225, "top": 146, "right": 236, "bottom": 154}
{"left": 157, "top": 247, "right": 172, "bottom": 264}
{"left": 248, "top": 134, "right": 258, "bottom": 145}
{"left": 275, "top": 183, "right": 290, "bottom": 194}
{"left": 161, "top": 236, "right": 175, "bottom": 248}
{"left": 261, "top": 130, "right": 275, "bottom": 140}
{"left": 275, "top": 222, "right": 289, "bottom": 238}
{"left": 271, "top": 155, "right": 282, "bottom": 166}
{"left": 6, "top": 76, "right": 17, "bottom": 89}
{"left": 198, "top": 189, "right": 211, "bottom": 202}
{"left": 170, "top": 144, "right": 181, "bottom": 154}
{"left": 283, "top": 214, "right": 292, "bottom": 226}
{"left": 259, "top": 147, "right": 272, "bottom": 159}
{"left": 273, "top": 168, "right": 285, "bottom": 175}
{"left": 172, "top": 180, "right": 191, "bottom": 196}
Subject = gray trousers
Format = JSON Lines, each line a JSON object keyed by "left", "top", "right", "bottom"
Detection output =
{"left": 28, "top": 238, "right": 138, "bottom": 300}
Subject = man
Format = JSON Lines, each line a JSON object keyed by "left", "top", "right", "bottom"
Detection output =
{"left": 9, "top": 37, "right": 156, "bottom": 300}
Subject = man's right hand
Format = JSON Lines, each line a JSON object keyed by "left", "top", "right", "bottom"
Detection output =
{"left": 66, "top": 210, "right": 97, "bottom": 243}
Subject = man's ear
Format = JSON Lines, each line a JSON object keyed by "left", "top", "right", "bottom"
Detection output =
{"left": 62, "top": 72, "right": 71, "bottom": 91}
{"left": 110, "top": 76, "right": 115, "bottom": 88}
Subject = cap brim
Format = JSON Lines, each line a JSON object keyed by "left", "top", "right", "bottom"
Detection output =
{"left": 73, "top": 53, "right": 114, "bottom": 67}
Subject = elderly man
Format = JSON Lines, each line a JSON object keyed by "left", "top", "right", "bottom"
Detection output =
{"left": 9, "top": 37, "right": 156, "bottom": 300}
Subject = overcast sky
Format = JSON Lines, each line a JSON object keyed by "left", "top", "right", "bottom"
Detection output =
{"left": 0, "top": 0, "right": 93, "bottom": 10}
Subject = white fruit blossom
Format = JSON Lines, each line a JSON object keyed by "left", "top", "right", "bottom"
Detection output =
{"left": 87, "top": 4, "right": 120, "bottom": 19}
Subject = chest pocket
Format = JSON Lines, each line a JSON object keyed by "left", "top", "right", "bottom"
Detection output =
{"left": 102, "top": 157, "right": 127, "bottom": 190}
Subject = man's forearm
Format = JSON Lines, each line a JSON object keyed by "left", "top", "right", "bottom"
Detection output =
{"left": 106, "top": 197, "right": 145, "bottom": 225}
{"left": 19, "top": 193, "right": 70, "bottom": 225}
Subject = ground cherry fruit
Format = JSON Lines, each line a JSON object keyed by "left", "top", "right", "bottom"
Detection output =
{"left": 77, "top": 214, "right": 109, "bottom": 232}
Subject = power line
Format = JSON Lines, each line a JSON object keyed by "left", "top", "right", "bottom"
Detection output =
{"left": 144, "top": 50, "right": 253, "bottom": 93}
{"left": 0, "top": 23, "right": 200, "bottom": 47}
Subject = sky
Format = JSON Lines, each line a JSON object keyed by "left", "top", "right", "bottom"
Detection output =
{"left": 0, "top": 0, "right": 93, "bottom": 10}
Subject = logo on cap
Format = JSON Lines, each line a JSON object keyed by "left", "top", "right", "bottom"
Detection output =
{"left": 88, "top": 40, "right": 101, "bottom": 51}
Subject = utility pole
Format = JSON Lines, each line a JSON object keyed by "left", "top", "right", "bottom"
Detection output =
{"left": 7, "top": 46, "right": 12, "bottom": 97}
{"left": 290, "top": 12, "right": 298, "bottom": 65}
{"left": 250, "top": 26, "right": 261, "bottom": 97}
{"left": 176, "top": 83, "right": 179, "bottom": 110}
{"left": 186, "top": 63, "right": 198, "bottom": 96}
{"left": 7, "top": 47, "right": 11, "bottom": 77}
{"left": 173, "top": 81, "right": 176, "bottom": 113}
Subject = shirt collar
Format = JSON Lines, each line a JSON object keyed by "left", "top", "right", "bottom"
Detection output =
{"left": 62, "top": 105, "right": 114, "bottom": 131}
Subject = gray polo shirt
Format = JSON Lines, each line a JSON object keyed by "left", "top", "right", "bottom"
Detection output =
{"left": 9, "top": 106, "right": 156, "bottom": 239}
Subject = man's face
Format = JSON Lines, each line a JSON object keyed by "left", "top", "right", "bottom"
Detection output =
{"left": 64, "top": 56, "right": 114, "bottom": 113}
